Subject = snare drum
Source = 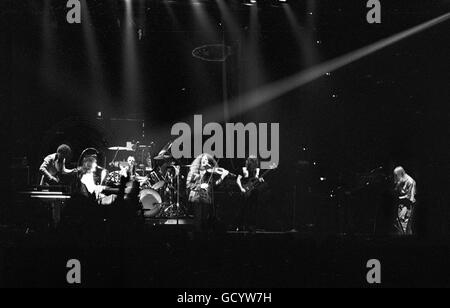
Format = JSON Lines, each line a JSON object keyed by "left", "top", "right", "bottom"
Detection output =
{"left": 140, "top": 189, "right": 162, "bottom": 218}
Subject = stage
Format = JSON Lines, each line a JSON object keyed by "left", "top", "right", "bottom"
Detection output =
{"left": 3, "top": 0, "right": 450, "bottom": 289}
{"left": 1, "top": 222, "right": 449, "bottom": 288}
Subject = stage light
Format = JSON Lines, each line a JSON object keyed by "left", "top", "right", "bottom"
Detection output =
{"left": 190, "top": 0, "right": 219, "bottom": 41}
{"left": 243, "top": 0, "right": 257, "bottom": 6}
{"left": 192, "top": 44, "right": 232, "bottom": 62}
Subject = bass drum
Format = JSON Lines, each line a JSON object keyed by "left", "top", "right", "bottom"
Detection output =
{"left": 140, "top": 189, "right": 162, "bottom": 218}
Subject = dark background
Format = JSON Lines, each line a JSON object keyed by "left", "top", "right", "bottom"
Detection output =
{"left": 3, "top": 0, "right": 450, "bottom": 234}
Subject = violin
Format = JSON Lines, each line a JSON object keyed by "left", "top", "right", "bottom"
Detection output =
{"left": 206, "top": 167, "right": 236, "bottom": 178}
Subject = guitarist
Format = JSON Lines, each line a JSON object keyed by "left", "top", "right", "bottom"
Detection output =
{"left": 236, "top": 156, "right": 264, "bottom": 232}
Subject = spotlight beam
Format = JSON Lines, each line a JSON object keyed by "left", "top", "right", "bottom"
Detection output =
{"left": 243, "top": 2, "right": 266, "bottom": 90}
{"left": 190, "top": 0, "right": 220, "bottom": 42}
{"left": 215, "top": 0, "right": 241, "bottom": 35}
{"left": 41, "top": 0, "right": 54, "bottom": 72}
{"left": 223, "top": 11, "right": 450, "bottom": 118}
{"left": 283, "top": 4, "right": 319, "bottom": 66}
{"left": 41, "top": 0, "right": 100, "bottom": 112}
{"left": 81, "top": 0, "right": 109, "bottom": 108}
{"left": 123, "top": 0, "right": 142, "bottom": 113}
{"left": 164, "top": 0, "right": 182, "bottom": 30}
{"left": 145, "top": 11, "right": 450, "bottom": 144}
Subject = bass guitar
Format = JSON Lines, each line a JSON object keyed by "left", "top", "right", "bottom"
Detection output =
{"left": 242, "top": 164, "right": 277, "bottom": 197}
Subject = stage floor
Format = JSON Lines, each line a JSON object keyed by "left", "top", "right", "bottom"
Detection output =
{"left": 1, "top": 223, "right": 449, "bottom": 288}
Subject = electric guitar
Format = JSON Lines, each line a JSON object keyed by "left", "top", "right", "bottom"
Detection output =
{"left": 241, "top": 164, "right": 277, "bottom": 197}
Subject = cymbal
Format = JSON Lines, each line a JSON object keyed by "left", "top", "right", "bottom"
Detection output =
{"left": 157, "top": 141, "right": 173, "bottom": 156}
{"left": 154, "top": 154, "right": 172, "bottom": 160}
{"left": 109, "top": 161, "right": 130, "bottom": 168}
{"left": 108, "top": 146, "right": 134, "bottom": 151}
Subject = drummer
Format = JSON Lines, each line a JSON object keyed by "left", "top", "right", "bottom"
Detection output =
{"left": 121, "top": 155, "right": 150, "bottom": 187}
{"left": 145, "top": 152, "right": 153, "bottom": 171}
{"left": 126, "top": 156, "right": 137, "bottom": 178}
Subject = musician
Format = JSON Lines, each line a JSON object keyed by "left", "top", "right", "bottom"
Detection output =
{"left": 394, "top": 166, "right": 417, "bottom": 235}
{"left": 145, "top": 152, "right": 153, "bottom": 171}
{"left": 236, "top": 156, "right": 263, "bottom": 232}
{"left": 79, "top": 156, "right": 116, "bottom": 206}
{"left": 39, "top": 144, "right": 77, "bottom": 185}
{"left": 122, "top": 156, "right": 137, "bottom": 178}
{"left": 187, "top": 153, "right": 229, "bottom": 232}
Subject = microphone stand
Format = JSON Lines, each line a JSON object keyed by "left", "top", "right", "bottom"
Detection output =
{"left": 174, "top": 165, "right": 182, "bottom": 224}
{"left": 109, "top": 148, "right": 120, "bottom": 168}
{"left": 208, "top": 159, "right": 221, "bottom": 226}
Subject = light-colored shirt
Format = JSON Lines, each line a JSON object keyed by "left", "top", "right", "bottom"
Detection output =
{"left": 396, "top": 175, "right": 416, "bottom": 203}
{"left": 81, "top": 173, "right": 101, "bottom": 195}
{"left": 39, "top": 153, "right": 75, "bottom": 185}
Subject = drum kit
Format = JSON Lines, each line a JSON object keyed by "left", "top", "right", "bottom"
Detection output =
{"left": 105, "top": 141, "right": 189, "bottom": 219}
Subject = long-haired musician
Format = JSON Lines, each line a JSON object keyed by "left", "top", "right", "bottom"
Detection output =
{"left": 236, "top": 156, "right": 263, "bottom": 232}
{"left": 186, "top": 153, "right": 229, "bottom": 232}
{"left": 79, "top": 156, "right": 116, "bottom": 206}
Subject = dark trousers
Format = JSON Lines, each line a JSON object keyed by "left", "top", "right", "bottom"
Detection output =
{"left": 406, "top": 203, "right": 415, "bottom": 235}
{"left": 239, "top": 192, "right": 259, "bottom": 230}
{"left": 193, "top": 201, "right": 214, "bottom": 232}
{"left": 397, "top": 201, "right": 416, "bottom": 235}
